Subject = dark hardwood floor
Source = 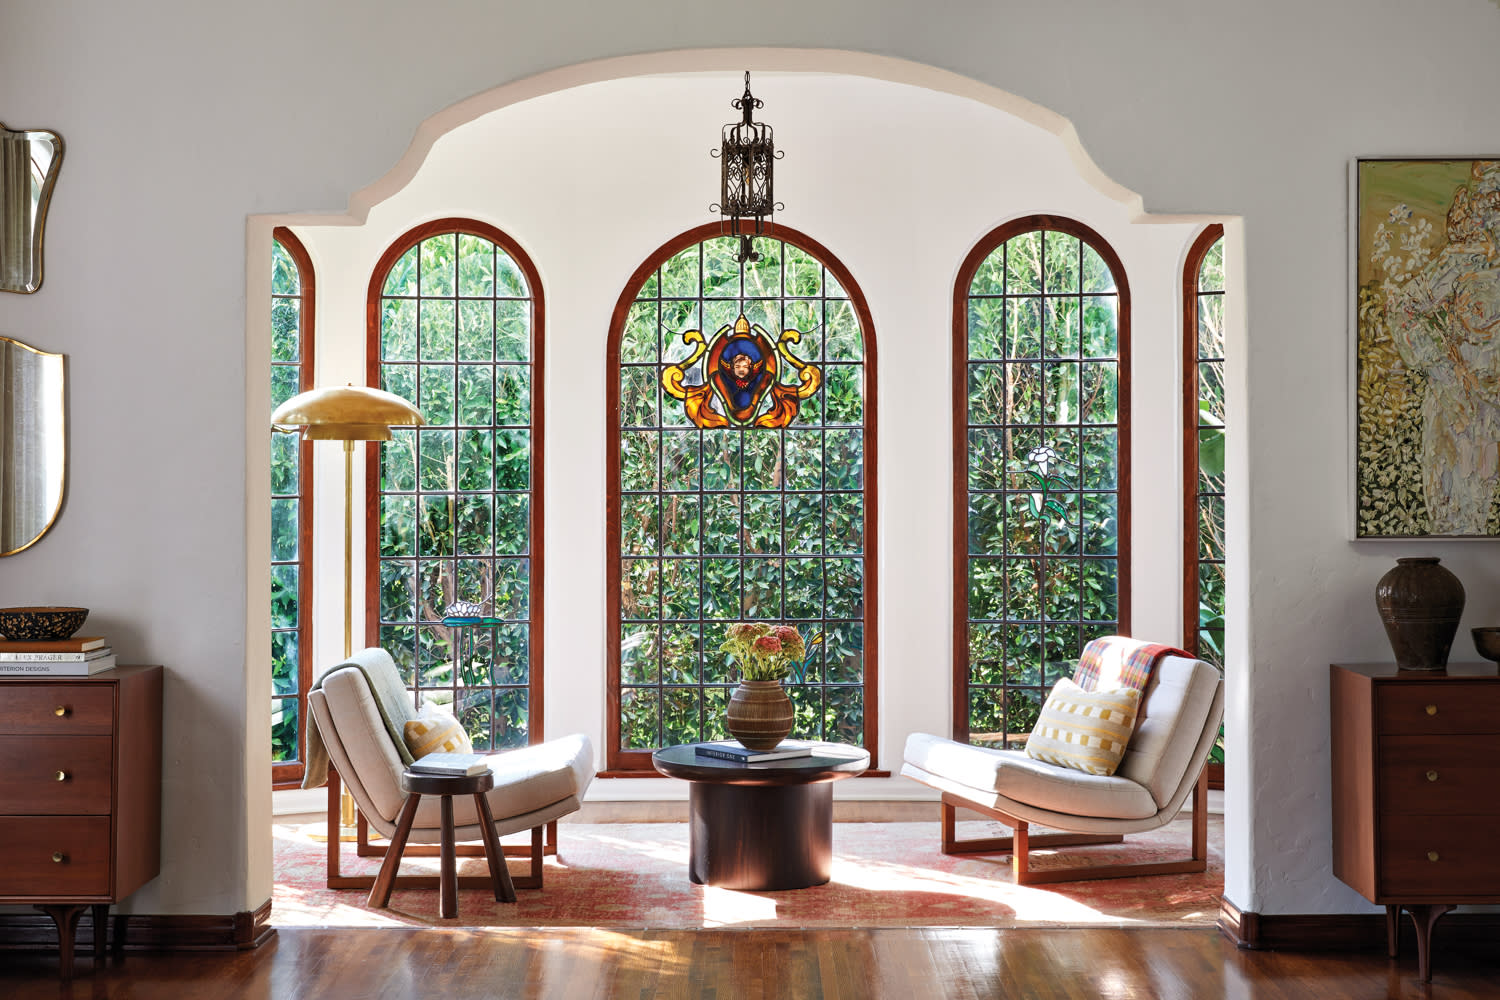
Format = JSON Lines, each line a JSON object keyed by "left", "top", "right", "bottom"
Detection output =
{"left": 2, "top": 926, "right": 1498, "bottom": 999}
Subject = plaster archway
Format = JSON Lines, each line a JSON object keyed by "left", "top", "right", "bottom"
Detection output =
{"left": 246, "top": 47, "right": 1241, "bottom": 914}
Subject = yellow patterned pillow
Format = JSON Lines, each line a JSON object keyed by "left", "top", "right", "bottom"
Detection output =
{"left": 1024, "top": 678, "right": 1140, "bottom": 776}
{"left": 403, "top": 704, "right": 473, "bottom": 758}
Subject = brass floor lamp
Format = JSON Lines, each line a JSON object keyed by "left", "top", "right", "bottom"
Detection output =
{"left": 272, "top": 383, "right": 424, "bottom": 841}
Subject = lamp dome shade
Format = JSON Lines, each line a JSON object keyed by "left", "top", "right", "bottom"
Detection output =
{"left": 270, "top": 384, "right": 424, "bottom": 441}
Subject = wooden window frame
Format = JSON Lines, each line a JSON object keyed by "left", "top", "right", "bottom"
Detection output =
{"left": 1183, "top": 223, "right": 1225, "bottom": 789}
{"left": 950, "top": 215, "right": 1132, "bottom": 744}
{"left": 602, "top": 222, "right": 880, "bottom": 775}
{"left": 363, "top": 217, "right": 547, "bottom": 747}
{"left": 1181, "top": 223, "right": 1225, "bottom": 657}
{"left": 271, "top": 226, "right": 315, "bottom": 789}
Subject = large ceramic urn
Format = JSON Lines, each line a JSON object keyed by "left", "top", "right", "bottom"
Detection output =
{"left": 1375, "top": 556, "right": 1465, "bottom": 671}
{"left": 724, "top": 680, "right": 794, "bottom": 751}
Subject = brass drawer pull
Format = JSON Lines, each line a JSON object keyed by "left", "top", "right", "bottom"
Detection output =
{"left": 1426, "top": 770, "right": 1438, "bottom": 782}
{"left": 54, "top": 705, "right": 69, "bottom": 717}
{"left": 55, "top": 770, "right": 68, "bottom": 782}
{"left": 51, "top": 852, "right": 65, "bottom": 863}
{"left": 1425, "top": 704, "right": 1438, "bottom": 716}
{"left": 1428, "top": 851, "right": 1440, "bottom": 862}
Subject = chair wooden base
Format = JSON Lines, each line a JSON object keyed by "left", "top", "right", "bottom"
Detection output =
{"left": 324, "top": 767, "right": 546, "bottom": 891}
{"left": 939, "top": 766, "right": 1209, "bottom": 886}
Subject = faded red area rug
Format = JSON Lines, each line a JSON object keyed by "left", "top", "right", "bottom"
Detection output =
{"left": 272, "top": 817, "right": 1222, "bottom": 929}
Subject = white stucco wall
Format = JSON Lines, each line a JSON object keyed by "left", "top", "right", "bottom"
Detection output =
{"left": 3, "top": 0, "right": 1499, "bottom": 920}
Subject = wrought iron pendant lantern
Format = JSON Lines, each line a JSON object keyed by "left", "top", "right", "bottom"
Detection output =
{"left": 712, "top": 71, "right": 783, "bottom": 264}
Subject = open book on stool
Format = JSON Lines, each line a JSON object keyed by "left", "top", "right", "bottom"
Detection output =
{"left": 409, "top": 752, "right": 490, "bottom": 776}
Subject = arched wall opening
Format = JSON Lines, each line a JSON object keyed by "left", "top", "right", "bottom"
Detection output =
{"left": 246, "top": 50, "right": 1240, "bottom": 910}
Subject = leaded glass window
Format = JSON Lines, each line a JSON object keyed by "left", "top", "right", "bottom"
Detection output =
{"left": 1187, "top": 228, "right": 1225, "bottom": 668}
{"left": 607, "top": 227, "right": 877, "bottom": 771}
{"left": 956, "top": 219, "right": 1130, "bottom": 747}
{"left": 369, "top": 221, "right": 543, "bottom": 751}
{"left": 271, "top": 229, "right": 313, "bottom": 787}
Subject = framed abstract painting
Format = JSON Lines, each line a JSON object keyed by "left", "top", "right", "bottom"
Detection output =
{"left": 1353, "top": 157, "right": 1500, "bottom": 538}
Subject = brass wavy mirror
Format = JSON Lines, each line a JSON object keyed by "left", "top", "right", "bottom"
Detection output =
{"left": 0, "top": 336, "right": 65, "bottom": 554}
{"left": 1, "top": 123, "right": 64, "bottom": 294}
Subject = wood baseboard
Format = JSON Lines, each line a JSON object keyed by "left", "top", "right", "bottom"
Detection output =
{"left": 0, "top": 899, "right": 275, "bottom": 952}
{"left": 1218, "top": 897, "right": 1500, "bottom": 951}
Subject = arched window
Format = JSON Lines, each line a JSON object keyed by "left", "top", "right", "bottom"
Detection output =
{"left": 606, "top": 225, "right": 878, "bottom": 773}
{"left": 271, "top": 227, "right": 314, "bottom": 787}
{"left": 366, "top": 219, "right": 545, "bottom": 750}
{"left": 1183, "top": 224, "right": 1225, "bottom": 776}
{"left": 953, "top": 217, "right": 1130, "bottom": 746}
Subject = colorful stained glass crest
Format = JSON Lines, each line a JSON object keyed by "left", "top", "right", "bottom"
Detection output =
{"left": 662, "top": 313, "right": 822, "bottom": 428}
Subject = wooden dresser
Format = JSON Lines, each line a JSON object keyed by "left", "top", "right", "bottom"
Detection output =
{"left": 1330, "top": 661, "right": 1500, "bottom": 982}
{"left": 0, "top": 664, "right": 163, "bottom": 979}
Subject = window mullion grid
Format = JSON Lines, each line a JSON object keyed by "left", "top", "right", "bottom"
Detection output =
{"left": 412, "top": 253, "right": 429, "bottom": 705}
{"left": 657, "top": 277, "right": 670, "bottom": 752}
{"left": 733, "top": 264, "right": 746, "bottom": 736}
{"left": 1073, "top": 242, "right": 1085, "bottom": 652}
{"left": 1035, "top": 235, "right": 1050, "bottom": 710}
{"left": 694, "top": 271, "right": 708, "bottom": 741}
{"left": 786, "top": 254, "right": 798, "bottom": 683}
{"left": 819, "top": 271, "right": 832, "bottom": 739}
{"left": 1196, "top": 278, "right": 1225, "bottom": 662}
{"left": 996, "top": 243, "right": 1009, "bottom": 736}
{"left": 445, "top": 285, "right": 459, "bottom": 715}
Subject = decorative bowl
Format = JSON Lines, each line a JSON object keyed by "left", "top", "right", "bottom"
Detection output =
{"left": 1472, "top": 627, "right": 1500, "bottom": 663}
{"left": 0, "top": 606, "right": 89, "bottom": 641}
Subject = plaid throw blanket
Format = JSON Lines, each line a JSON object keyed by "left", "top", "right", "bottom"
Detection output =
{"left": 1072, "top": 636, "right": 1190, "bottom": 694}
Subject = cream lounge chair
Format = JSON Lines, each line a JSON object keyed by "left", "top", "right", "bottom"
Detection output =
{"left": 305, "top": 647, "right": 594, "bottom": 893}
{"left": 901, "top": 654, "right": 1223, "bottom": 885}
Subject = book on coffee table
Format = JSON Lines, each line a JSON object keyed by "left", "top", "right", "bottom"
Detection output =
{"left": 409, "top": 752, "right": 489, "bottom": 776}
{"left": 694, "top": 740, "right": 815, "bottom": 763}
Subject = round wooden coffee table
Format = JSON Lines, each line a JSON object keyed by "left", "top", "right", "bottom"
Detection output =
{"left": 651, "top": 742, "right": 870, "bottom": 890}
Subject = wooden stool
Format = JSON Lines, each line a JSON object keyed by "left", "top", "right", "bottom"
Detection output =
{"left": 367, "top": 769, "right": 515, "bottom": 917}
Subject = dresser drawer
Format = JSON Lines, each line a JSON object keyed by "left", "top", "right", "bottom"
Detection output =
{"left": 1377, "top": 734, "right": 1500, "bottom": 814}
{"left": 0, "top": 684, "right": 114, "bottom": 735}
{"left": 0, "top": 817, "right": 111, "bottom": 897}
{"left": 1379, "top": 815, "right": 1500, "bottom": 897}
{"left": 1375, "top": 683, "right": 1500, "bottom": 735}
{"left": 0, "top": 735, "right": 112, "bottom": 813}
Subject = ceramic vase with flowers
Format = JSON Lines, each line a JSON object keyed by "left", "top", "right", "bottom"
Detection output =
{"left": 719, "top": 623, "right": 823, "bottom": 751}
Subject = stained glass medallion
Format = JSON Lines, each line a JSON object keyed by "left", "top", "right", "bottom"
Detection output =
{"left": 663, "top": 313, "right": 822, "bottom": 428}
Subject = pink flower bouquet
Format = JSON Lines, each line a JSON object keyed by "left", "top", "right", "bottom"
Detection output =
{"left": 720, "top": 622, "right": 823, "bottom": 681}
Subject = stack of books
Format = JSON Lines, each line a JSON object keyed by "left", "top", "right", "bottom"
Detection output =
{"left": 694, "top": 739, "right": 816, "bottom": 763}
{"left": 0, "top": 636, "right": 116, "bottom": 675}
{"left": 409, "top": 752, "right": 490, "bottom": 777}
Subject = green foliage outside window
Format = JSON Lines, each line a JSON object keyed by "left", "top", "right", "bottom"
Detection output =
{"left": 1194, "top": 236, "right": 1227, "bottom": 764}
{"left": 376, "top": 229, "right": 535, "bottom": 752}
{"left": 963, "top": 227, "right": 1123, "bottom": 748}
{"left": 271, "top": 238, "right": 304, "bottom": 766}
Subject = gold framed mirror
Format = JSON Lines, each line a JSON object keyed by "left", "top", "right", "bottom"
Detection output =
{"left": 1, "top": 123, "right": 64, "bottom": 294}
{"left": 0, "top": 336, "right": 65, "bottom": 554}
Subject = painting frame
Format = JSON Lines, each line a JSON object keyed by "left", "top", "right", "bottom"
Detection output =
{"left": 1351, "top": 156, "right": 1500, "bottom": 540}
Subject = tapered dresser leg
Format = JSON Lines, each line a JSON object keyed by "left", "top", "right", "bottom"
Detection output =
{"left": 36, "top": 904, "right": 86, "bottom": 982}
{"left": 1406, "top": 903, "right": 1455, "bottom": 983}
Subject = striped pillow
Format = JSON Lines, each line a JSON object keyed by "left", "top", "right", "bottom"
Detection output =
{"left": 403, "top": 704, "right": 474, "bottom": 758}
{"left": 1024, "top": 679, "right": 1140, "bottom": 776}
